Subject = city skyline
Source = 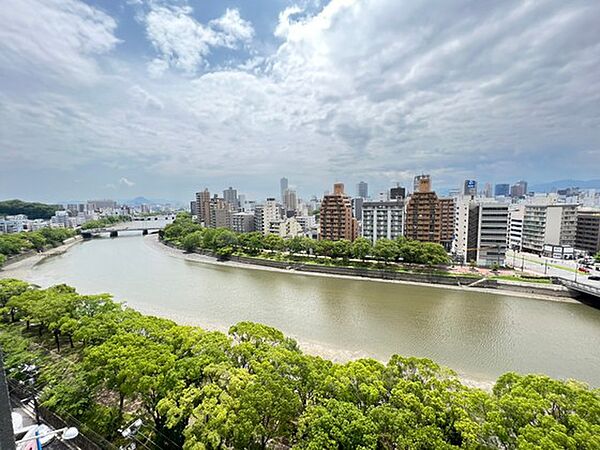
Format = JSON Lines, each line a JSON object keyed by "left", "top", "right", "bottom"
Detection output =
{"left": 1, "top": 0, "right": 600, "bottom": 202}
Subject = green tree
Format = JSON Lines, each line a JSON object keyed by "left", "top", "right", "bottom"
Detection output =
{"left": 373, "top": 239, "right": 398, "bottom": 263}
{"left": 351, "top": 237, "right": 372, "bottom": 261}
{"left": 181, "top": 230, "right": 204, "bottom": 252}
{"left": 263, "top": 234, "right": 284, "bottom": 251}
{"left": 295, "top": 399, "right": 378, "bottom": 449}
{"left": 331, "top": 240, "right": 352, "bottom": 260}
{"left": 238, "top": 232, "right": 264, "bottom": 255}
{"left": 594, "top": 251, "right": 600, "bottom": 263}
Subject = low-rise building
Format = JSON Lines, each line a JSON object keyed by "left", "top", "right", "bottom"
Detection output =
{"left": 269, "top": 217, "right": 303, "bottom": 238}
{"left": 232, "top": 212, "right": 255, "bottom": 233}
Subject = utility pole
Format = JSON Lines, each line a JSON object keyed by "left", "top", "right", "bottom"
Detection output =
{"left": 0, "top": 349, "right": 16, "bottom": 450}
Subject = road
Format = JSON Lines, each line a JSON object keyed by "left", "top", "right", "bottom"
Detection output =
{"left": 506, "top": 249, "right": 600, "bottom": 288}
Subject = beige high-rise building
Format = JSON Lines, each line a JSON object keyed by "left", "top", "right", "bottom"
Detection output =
{"left": 195, "top": 189, "right": 211, "bottom": 225}
{"left": 319, "top": 183, "right": 358, "bottom": 241}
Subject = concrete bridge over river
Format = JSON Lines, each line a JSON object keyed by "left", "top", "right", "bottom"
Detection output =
{"left": 81, "top": 215, "right": 175, "bottom": 239}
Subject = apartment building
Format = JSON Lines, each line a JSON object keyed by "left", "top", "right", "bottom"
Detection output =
{"left": 319, "top": 183, "right": 358, "bottom": 241}
{"left": 232, "top": 212, "right": 255, "bottom": 233}
{"left": 361, "top": 199, "right": 404, "bottom": 244}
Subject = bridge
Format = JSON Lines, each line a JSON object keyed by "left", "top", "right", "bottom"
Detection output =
{"left": 558, "top": 278, "right": 600, "bottom": 302}
{"left": 81, "top": 216, "right": 175, "bottom": 239}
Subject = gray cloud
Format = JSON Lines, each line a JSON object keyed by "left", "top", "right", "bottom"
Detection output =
{"left": 0, "top": 0, "right": 599, "bottom": 200}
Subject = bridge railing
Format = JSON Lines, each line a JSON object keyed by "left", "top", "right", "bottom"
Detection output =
{"left": 559, "top": 278, "right": 600, "bottom": 296}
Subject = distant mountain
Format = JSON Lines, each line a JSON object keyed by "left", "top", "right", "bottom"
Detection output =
{"left": 120, "top": 197, "right": 182, "bottom": 207}
{"left": 529, "top": 179, "right": 600, "bottom": 193}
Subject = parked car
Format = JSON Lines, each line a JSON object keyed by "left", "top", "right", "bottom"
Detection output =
{"left": 588, "top": 275, "right": 600, "bottom": 281}
{"left": 578, "top": 267, "right": 590, "bottom": 273}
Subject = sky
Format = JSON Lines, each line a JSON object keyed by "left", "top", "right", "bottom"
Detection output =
{"left": 1, "top": 0, "right": 599, "bottom": 203}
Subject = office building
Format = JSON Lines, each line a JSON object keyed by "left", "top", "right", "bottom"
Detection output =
{"left": 521, "top": 204, "right": 577, "bottom": 254}
{"left": 454, "top": 199, "right": 509, "bottom": 266}
{"left": 495, "top": 184, "right": 510, "bottom": 197}
{"left": 463, "top": 180, "right": 478, "bottom": 197}
{"left": 232, "top": 212, "right": 255, "bottom": 233}
{"left": 223, "top": 187, "right": 239, "bottom": 209}
{"left": 357, "top": 181, "right": 368, "bottom": 199}
{"left": 190, "top": 201, "right": 198, "bottom": 217}
{"left": 361, "top": 199, "right": 404, "bottom": 244}
{"left": 195, "top": 189, "right": 211, "bottom": 225}
{"left": 320, "top": 183, "right": 358, "bottom": 241}
{"left": 280, "top": 177, "right": 288, "bottom": 202}
{"left": 575, "top": 210, "right": 600, "bottom": 254}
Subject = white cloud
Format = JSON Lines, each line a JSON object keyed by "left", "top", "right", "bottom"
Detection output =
{"left": 144, "top": 5, "right": 254, "bottom": 75}
{"left": 119, "top": 177, "right": 135, "bottom": 187}
{"left": 0, "top": 0, "right": 119, "bottom": 83}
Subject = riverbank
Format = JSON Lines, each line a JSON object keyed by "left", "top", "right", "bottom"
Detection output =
{"left": 0, "top": 235, "right": 83, "bottom": 280}
{"left": 149, "top": 235, "right": 578, "bottom": 304}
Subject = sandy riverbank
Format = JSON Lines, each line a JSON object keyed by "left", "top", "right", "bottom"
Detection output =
{"left": 0, "top": 236, "right": 83, "bottom": 280}
{"left": 145, "top": 235, "right": 578, "bottom": 304}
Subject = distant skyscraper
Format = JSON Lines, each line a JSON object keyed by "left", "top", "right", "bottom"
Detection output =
{"left": 283, "top": 188, "right": 298, "bottom": 212}
{"left": 510, "top": 180, "right": 528, "bottom": 198}
{"left": 357, "top": 181, "right": 368, "bottom": 199}
{"left": 462, "top": 179, "right": 477, "bottom": 197}
{"left": 280, "top": 177, "right": 289, "bottom": 201}
{"left": 223, "top": 186, "right": 239, "bottom": 209}
{"left": 483, "top": 183, "right": 493, "bottom": 198}
{"left": 494, "top": 184, "right": 510, "bottom": 197}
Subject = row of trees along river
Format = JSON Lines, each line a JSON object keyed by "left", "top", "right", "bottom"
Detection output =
{"left": 164, "top": 213, "right": 452, "bottom": 266}
{"left": 1, "top": 279, "right": 599, "bottom": 449}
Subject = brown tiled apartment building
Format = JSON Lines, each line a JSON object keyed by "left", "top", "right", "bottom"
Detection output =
{"left": 319, "top": 183, "right": 358, "bottom": 241}
{"left": 405, "top": 176, "right": 454, "bottom": 250}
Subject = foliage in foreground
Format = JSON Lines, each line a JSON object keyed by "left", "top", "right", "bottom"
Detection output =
{"left": 164, "top": 213, "right": 450, "bottom": 266}
{"left": 1, "top": 278, "right": 599, "bottom": 450}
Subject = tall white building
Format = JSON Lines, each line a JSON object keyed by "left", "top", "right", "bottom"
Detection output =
{"left": 453, "top": 199, "right": 509, "bottom": 266}
{"left": 258, "top": 198, "right": 281, "bottom": 234}
{"left": 508, "top": 205, "right": 525, "bottom": 251}
{"left": 361, "top": 199, "right": 404, "bottom": 244}
{"left": 521, "top": 204, "right": 577, "bottom": 254}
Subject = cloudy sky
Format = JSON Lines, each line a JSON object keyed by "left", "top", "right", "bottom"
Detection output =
{"left": 1, "top": 0, "right": 599, "bottom": 203}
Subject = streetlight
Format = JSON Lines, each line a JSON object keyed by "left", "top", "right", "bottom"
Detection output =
{"left": 15, "top": 427, "right": 79, "bottom": 448}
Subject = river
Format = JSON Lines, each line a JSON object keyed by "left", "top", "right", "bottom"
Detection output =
{"left": 13, "top": 234, "right": 600, "bottom": 387}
